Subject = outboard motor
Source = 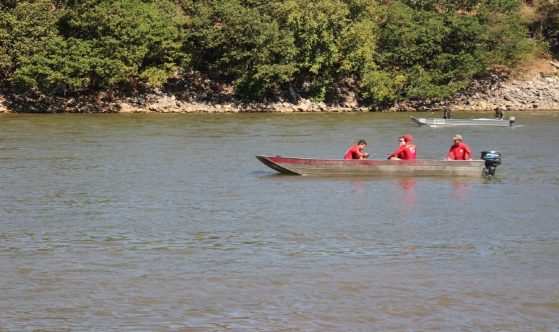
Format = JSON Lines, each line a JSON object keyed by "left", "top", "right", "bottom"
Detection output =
{"left": 508, "top": 116, "right": 516, "bottom": 127}
{"left": 481, "top": 151, "right": 502, "bottom": 176}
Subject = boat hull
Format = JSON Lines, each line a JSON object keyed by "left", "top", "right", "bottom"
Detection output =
{"left": 410, "top": 116, "right": 514, "bottom": 128}
{"left": 256, "top": 156, "right": 486, "bottom": 177}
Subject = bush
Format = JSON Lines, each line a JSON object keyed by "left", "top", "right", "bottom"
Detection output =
{"left": 0, "top": 0, "right": 540, "bottom": 105}
{"left": 0, "top": 1, "right": 60, "bottom": 84}
{"left": 534, "top": 0, "right": 559, "bottom": 57}
{"left": 13, "top": 0, "right": 187, "bottom": 94}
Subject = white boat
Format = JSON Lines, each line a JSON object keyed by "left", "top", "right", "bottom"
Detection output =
{"left": 411, "top": 116, "right": 516, "bottom": 128}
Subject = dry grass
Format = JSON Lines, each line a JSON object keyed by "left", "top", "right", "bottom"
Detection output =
{"left": 511, "top": 54, "right": 558, "bottom": 80}
{"left": 519, "top": 3, "right": 539, "bottom": 24}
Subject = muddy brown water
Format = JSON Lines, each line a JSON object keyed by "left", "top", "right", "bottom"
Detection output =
{"left": 1, "top": 112, "right": 558, "bottom": 331}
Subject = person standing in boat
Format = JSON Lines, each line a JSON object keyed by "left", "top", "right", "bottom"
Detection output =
{"left": 344, "top": 139, "right": 369, "bottom": 160}
{"left": 388, "top": 134, "right": 416, "bottom": 160}
{"left": 443, "top": 108, "right": 452, "bottom": 119}
{"left": 447, "top": 134, "right": 472, "bottom": 160}
{"left": 495, "top": 106, "right": 504, "bottom": 119}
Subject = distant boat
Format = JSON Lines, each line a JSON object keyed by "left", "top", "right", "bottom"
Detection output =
{"left": 256, "top": 153, "right": 502, "bottom": 177}
{"left": 410, "top": 116, "right": 516, "bottom": 128}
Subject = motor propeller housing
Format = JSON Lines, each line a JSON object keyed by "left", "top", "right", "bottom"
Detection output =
{"left": 481, "top": 151, "right": 502, "bottom": 176}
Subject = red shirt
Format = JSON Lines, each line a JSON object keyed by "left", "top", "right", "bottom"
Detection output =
{"left": 448, "top": 142, "right": 472, "bottom": 160}
{"left": 344, "top": 145, "right": 365, "bottom": 160}
{"left": 388, "top": 144, "right": 416, "bottom": 160}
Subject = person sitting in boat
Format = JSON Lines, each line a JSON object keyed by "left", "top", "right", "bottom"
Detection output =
{"left": 388, "top": 134, "right": 416, "bottom": 160}
{"left": 447, "top": 134, "right": 472, "bottom": 160}
{"left": 344, "top": 139, "right": 369, "bottom": 160}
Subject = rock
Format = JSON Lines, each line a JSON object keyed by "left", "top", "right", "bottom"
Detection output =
{"left": 148, "top": 94, "right": 179, "bottom": 112}
{"left": 118, "top": 102, "right": 145, "bottom": 113}
{"left": 0, "top": 95, "right": 9, "bottom": 113}
{"left": 450, "top": 71, "right": 559, "bottom": 111}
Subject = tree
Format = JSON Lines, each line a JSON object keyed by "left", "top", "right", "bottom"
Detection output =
{"left": 186, "top": 0, "right": 297, "bottom": 100}
{"left": 367, "top": 0, "right": 534, "bottom": 105}
{"left": 0, "top": 0, "right": 539, "bottom": 105}
{"left": 273, "top": 0, "right": 381, "bottom": 102}
{"left": 14, "top": 0, "right": 188, "bottom": 94}
{"left": 0, "top": 0, "right": 60, "bottom": 85}
{"left": 534, "top": 0, "right": 559, "bottom": 57}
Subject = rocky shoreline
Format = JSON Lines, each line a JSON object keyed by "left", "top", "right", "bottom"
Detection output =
{"left": 449, "top": 72, "right": 559, "bottom": 112}
{"left": 1, "top": 64, "right": 559, "bottom": 114}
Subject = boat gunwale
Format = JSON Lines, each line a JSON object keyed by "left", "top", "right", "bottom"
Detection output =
{"left": 258, "top": 155, "right": 485, "bottom": 164}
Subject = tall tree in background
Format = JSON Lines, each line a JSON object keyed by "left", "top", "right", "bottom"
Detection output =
{"left": 367, "top": 0, "right": 535, "bottom": 106}
{"left": 12, "top": 0, "right": 187, "bottom": 95}
{"left": 274, "top": 0, "right": 380, "bottom": 102}
{"left": 0, "top": 1, "right": 60, "bottom": 85}
{"left": 534, "top": 0, "right": 559, "bottom": 57}
{"left": 0, "top": 0, "right": 541, "bottom": 105}
{"left": 186, "top": 0, "right": 297, "bottom": 100}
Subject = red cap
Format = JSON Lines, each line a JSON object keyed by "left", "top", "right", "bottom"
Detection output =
{"left": 402, "top": 134, "right": 414, "bottom": 143}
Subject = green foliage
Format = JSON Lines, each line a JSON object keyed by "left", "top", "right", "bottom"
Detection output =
{"left": 483, "top": 11, "right": 536, "bottom": 66}
{"left": 0, "top": 0, "right": 540, "bottom": 105}
{"left": 0, "top": 22, "right": 10, "bottom": 81}
{"left": 480, "top": 0, "right": 522, "bottom": 12}
{"left": 360, "top": 70, "right": 406, "bottom": 104}
{"left": 366, "top": 0, "right": 534, "bottom": 104}
{"left": 11, "top": 0, "right": 187, "bottom": 94}
{"left": 399, "top": 0, "right": 522, "bottom": 12}
{"left": 0, "top": 0, "right": 60, "bottom": 83}
{"left": 274, "top": 0, "right": 381, "bottom": 102}
{"left": 373, "top": 2, "right": 470, "bottom": 102}
{"left": 535, "top": 0, "right": 559, "bottom": 57}
{"left": 187, "top": 0, "right": 297, "bottom": 99}
{"left": 13, "top": 37, "right": 96, "bottom": 93}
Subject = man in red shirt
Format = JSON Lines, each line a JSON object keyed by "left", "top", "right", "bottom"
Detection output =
{"left": 447, "top": 134, "right": 472, "bottom": 160}
{"left": 388, "top": 134, "right": 417, "bottom": 160}
{"left": 344, "top": 139, "right": 369, "bottom": 160}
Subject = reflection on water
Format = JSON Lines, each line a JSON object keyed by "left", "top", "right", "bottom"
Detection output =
{"left": 1, "top": 112, "right": 559, "bottom": 331}
{"left": 450, "top": 179, "right": 472, "bottom": 200}
{"left": 399, "top": 177, "right": 417, "bottom": 207}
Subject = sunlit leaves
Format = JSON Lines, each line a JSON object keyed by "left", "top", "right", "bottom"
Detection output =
{"left": 0, "top": 0, "right": 540, "bottom": 105}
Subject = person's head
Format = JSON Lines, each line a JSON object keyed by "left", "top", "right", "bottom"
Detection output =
{"left": 400, "top": 134, "right": 413, "bottom": 145}
{"left": 398, "top": 136, "right": 406, "bottom": 145}
{"left": 357, "top": 139, "right": 367, "bottom": 148}
{"left": 453, "top": 134, "right": 463, "bottom": 143}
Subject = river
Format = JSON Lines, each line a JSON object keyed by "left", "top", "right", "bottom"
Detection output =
{"left": 1, "top": 112, "right": 558, "bottom": 331}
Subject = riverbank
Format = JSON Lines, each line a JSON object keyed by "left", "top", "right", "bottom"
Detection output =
{"left": 1, "top": 61, "right": 558, "bottom": 114}
{"left": 448, "top": 60, "right": 559, "bottom": 112}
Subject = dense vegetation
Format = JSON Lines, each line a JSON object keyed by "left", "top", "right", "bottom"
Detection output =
{"left": 0, "top": 0, "right": 556, "bottom": 107}
{"left": 532, "top": 0, "right": 559, "bottom": 57}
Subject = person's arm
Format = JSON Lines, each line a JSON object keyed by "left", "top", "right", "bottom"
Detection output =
{"left": 447, "top": 147, "right": 455, "bottom": 160}
{"left": 388, "top": 146, "right": 404, "bottom": 160}
{"left": 464, "top": 144, "right": 472, "bottom": 160}
{"left": 357, "top": 150, "right": 369, "bottom": 159}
